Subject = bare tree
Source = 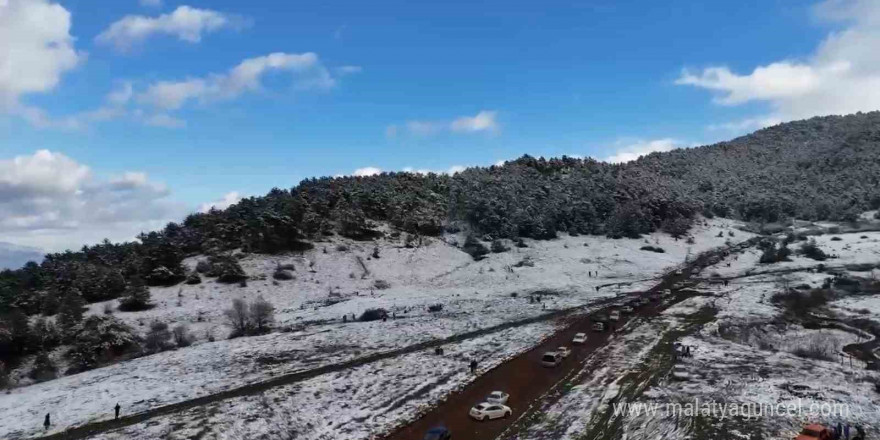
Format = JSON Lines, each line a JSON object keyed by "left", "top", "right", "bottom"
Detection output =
{"left": 172, "top": 324, "right": 192, "bottom": 347}
{"left": 225, "top": 298, "right": 250, "bottom": 336}
{"left": 249, "top": 296, "right": 275, "bottom": 334}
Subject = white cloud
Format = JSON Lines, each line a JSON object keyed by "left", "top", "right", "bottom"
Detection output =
{"left": 142, "top": 113, "right": 186, "bottom": 128}
{"left": 138, "top": 52, "right": 333, "bottom": 111}
{"left": 392, "top": 110, "right": 501, "bottom": 137}
{"left": 352, "top": 167, "right": 382, "bottom": 177}
{"left": 335, "top": 65, "right": 363, "bottom": 76}
{"left": 199, "top": 191, "right": 241, "bottom": 213}
{"left": 95, "top": 6, "right": 247, "bottom": 51}
{"left": 677, "top": 0, "right": 880, "bottom": 129}
{"left": 406, "top": 120, "right": 443, "bottom": 136}
{"left": 0, "top": 0, "right": 84, "bottom": 123}
{"left": 603, "top": 138, "right": 682, "bottom": 163}
{"left": 0, "top": 150, "right": 184, "bottom": 252}
{"left": 450, "top": 110, "right": 499, "bottom": 133}
{"left": 139, "top": 0, "right": 162, "bottom": 7}
{"left": 401, "top": 165, "right": 466, "bottom": 175}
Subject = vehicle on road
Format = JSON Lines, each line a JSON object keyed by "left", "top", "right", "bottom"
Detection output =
{"left": 650, "top": 293, "right": 661, "bottom": 301}
{"left": 540, "top": 351, "right": 562, "bottom": 367}
{"left": 486, "top": 391, "right": 509, "bottom": 404}
{"left": 621, "top": 305, "right": 634, "bottom": 314}
{"left": 793, "top": 424, "right": 833, "bottom": 440}
{"left": 675, "top": 269, "right": 683, "bottom": 275}
{"left": 638, "top": 297, "right": 651, "bottom": 306}
{"left": 661, "top": 289, "right": 672, "bottom": 298}
{"left": 423, "top": 426, "right": 452, "bottom": 440}
{"left": 609, "top": 310, "right": 621, "bottom": 321}
{"left": 572, "top": 332, "right": 588, "bottom": 344}
{"left": 592, "top": 322, "right": 606, "bottom": 332}
{"left": 594, "top": 314, "right": 608, "bottom": 323}
{"left": 469, "top": 403, "right": 512, "bottom": 421}
{"left": 556, "top": 346, "right": 571, "bottom": 358}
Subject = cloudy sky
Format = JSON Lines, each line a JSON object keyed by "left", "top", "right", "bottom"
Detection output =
{"left": 1, "top": 0, "right": 879, "bottom": 263}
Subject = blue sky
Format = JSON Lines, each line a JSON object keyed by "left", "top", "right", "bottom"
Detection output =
{"left": 2, "top": 0, "right": 879, "bottom": 256}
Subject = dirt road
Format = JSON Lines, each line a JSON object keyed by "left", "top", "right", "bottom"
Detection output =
{"left": 382, "top": 241, "right": 759, "bottom": 440}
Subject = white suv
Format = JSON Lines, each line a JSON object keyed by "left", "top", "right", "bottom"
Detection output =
{"left": 540, "top": 351, "right": 562, "bottom": 367}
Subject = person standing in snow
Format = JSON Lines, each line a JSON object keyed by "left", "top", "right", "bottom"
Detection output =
{"left": 469, "top": 359, "right": 478, "bottom": 374}
{"left": 115, "top": 403, "right": 121, "bottom": 420}
{"left": 44, "top": 413, "right": 50, "bottom": 430}
{"left": 844, "top": 424, "right": 850, "bottom": 440}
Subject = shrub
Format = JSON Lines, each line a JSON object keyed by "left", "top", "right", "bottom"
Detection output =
{"left": 360, "top": 308, "right": 389, "bottom": 321}
{"left": 207, "top": 254, "right": 248, "bottom": 283}
{"left": 372, "top": 246, "right": 380, "bottom": 259}
{"left": 640, "top": 245, "right": 665, "bottom": 253}
{"left": 273, "top": 269, "right": 294, "bottom": 280}
{"left": 799, "top": 239, "right": 829, "bottom": 261}
{"left": 513, "top": 256, "right": 535, "bottom": 267}
{"left": 65, "top": 316, "right": 140, "bottom": 373}
{"left": 373, "top": 279, "right": 391, "bottom": 290}
{"left": 145, "top": 266, "right": 183, "bottom": 287}
{"left": 195, "top": 260, "right": 212, "bottom": 273}
{"left": 103, "top": 303, "right": 114, "bottom": 315}
{"left": 277, "top": 263, "right": 296, "bottom": 271}
{"left": 790, "top": 333, "right": 837, "bottom": 362}
{"left": 335, "top": 244, "right": 349, "bottom": 252}
{"left": 462, "top": 235, "right": 490, "bottom": 260}
{"left": 515, "top": 238, "right": 527, "bottom": 248}
{"left": 490, "top": 239, "right": 509, "bottom": 253}
{"left": 28, "top": 351, "right": 57, "bottom": 382}
{"left": 224, "top": 297, "right": 276, "bottom": 337}
{"left": 144, "top": 321, "right": 172, "bottom": 353}
{"left": 830, "top": 236, "right": 842, "bottom": 241}
{"left": 428, "top": 304, "right": 443, "bottom": 312}
{"left": 172, "top": 324, "right": 193, "bottom": 347}
{"left": 118, "top": 278, "right": 153, "bottom": 312}
{"left": 771, "top": 289, "right": 832, "bottom": 316}
{"left": 185, "top": 272, "right": 202, "bottom": 285}
{"left": 225, "top": 298, "right": 250, "bottom": 337}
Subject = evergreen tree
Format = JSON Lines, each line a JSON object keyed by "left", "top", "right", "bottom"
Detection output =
{"left": 56, "top": 289, "right": 87, "bottom": 333}
{"left": 118, "top": 278, "right": 153, "bottom": 311}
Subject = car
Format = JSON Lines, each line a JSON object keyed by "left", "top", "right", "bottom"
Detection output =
{"left": 572, "top": 332, "right": 588, "bottom": 344}
{"left": 661, "top": 289, "right": 672, "bottom": 297}
{"left": 609, "top": 310, "right": 621, "bottom": 321}
{"left": 621, "top": 305, "right": 634, "bottom": 314}
{"left": 594, "top": 314, "right": 608, "bottom": 323}
{"left": 540, "top": 351, "right": 562, "bottom": 367}
{"left": 638, "top": 297, "right": 651, "bottom": 306}
{"left": 592, "top": 322, "right": 606, "bottom": 332}
{"left": 794, "top": 424, "right": 833, "bottom": 440}
{"left": 486, "top": 391, "right": 509, "bottom": 404}
{"left": 675, "top": 269, "right": 683, "bottom": 275}
{"left": 469, "top": 402, "right": 512, "bottom": 421}
{"left": 423, "top": 426, "right": 452, "bottom": 440}
{"left": 556, "top": 346, "right": 571, "bottom": 358}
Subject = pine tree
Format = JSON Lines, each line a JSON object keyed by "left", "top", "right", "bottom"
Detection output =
{"left": 118, "top": 277, "right": 152, "bottom": 311}
{"left": 56, "top": 289, "right": 87, "bottom": 333}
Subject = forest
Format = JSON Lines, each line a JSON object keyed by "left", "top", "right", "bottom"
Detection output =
{"left": 2, "top": 111, "right": 880, "bottom": 363}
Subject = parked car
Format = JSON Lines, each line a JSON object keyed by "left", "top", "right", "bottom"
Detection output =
{"left": 638, "top": 297, "right": 651, "bottom": 306}
{"left": 541, "top": 351, "right": 562, "bottom": 367}
{"left": 609, "top": 310, "right": 621, "bottom": 322}
{"left": 621, "top": 305, "right": 634, "bottom": 314}
{"left": 486, "top": 391, "right": 509, "bottom": 404}
{"left": 675, "top": 269, "right": 683, "bottom": 275}
{"left": 572, "top": 332, "right": 588, "bottom": 344}
{"left": 661, "top": 289, "right": 672, "bottom": 298}
{"left": 556, "top": 346, "right": 572, "bottom": 358}
{"left": 423, "top": 426, "right": 452, "bottom": 440}
{"left": 469, "top": 403, "right": 512, "bottom": 421}
{"left": 794, "top": 424, "right": 833, "bottom": 440}
{"left": 592, "top": 322, "right": 606, "bottom": 332}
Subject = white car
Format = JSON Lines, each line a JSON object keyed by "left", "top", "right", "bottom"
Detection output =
{"left": 572, "top": 333, "right": 588, "bottom": 344}
{"left": 675, "top": 269, "right": 683, "bottom": 275}
{"left": 661, "top": 289, "right": 672, "bottom": 297}
{"left": 609, "top": 310, "right": 621, "bottom": 322}
{"left": 556, "top": 346, "right": 572, "bottom": 358}
{"left": 486, "top": 391, "right": 509, "bottom": 404}
{"left": 592, "top": 322, "right": 606, "bottom": 332}
{"left": 540, "top": 351, "right": 562, "bottom": 367}
{"left": 469, "top": 402, "right": 512, "bottom": 421}
{"left": 621, "top": 305, "right": 634, "bottom": 314}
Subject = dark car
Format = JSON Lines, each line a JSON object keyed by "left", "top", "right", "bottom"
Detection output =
{"left": 424, "top": 426, "right": 452, "bottom": 440}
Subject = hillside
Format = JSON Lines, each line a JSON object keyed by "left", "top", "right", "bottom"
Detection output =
{"left": 2, "top": 111, "right": 880, "bottom": 379}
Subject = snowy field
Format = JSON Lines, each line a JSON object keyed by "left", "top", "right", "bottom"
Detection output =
{"left": 508, "top": 227, "right": 880, "bottom": 440}
{"left": 0, "top": 218, "right": 751, "bottom": 439}
{"left": 89, "top": 321, "right": 562, "bottom": 440}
